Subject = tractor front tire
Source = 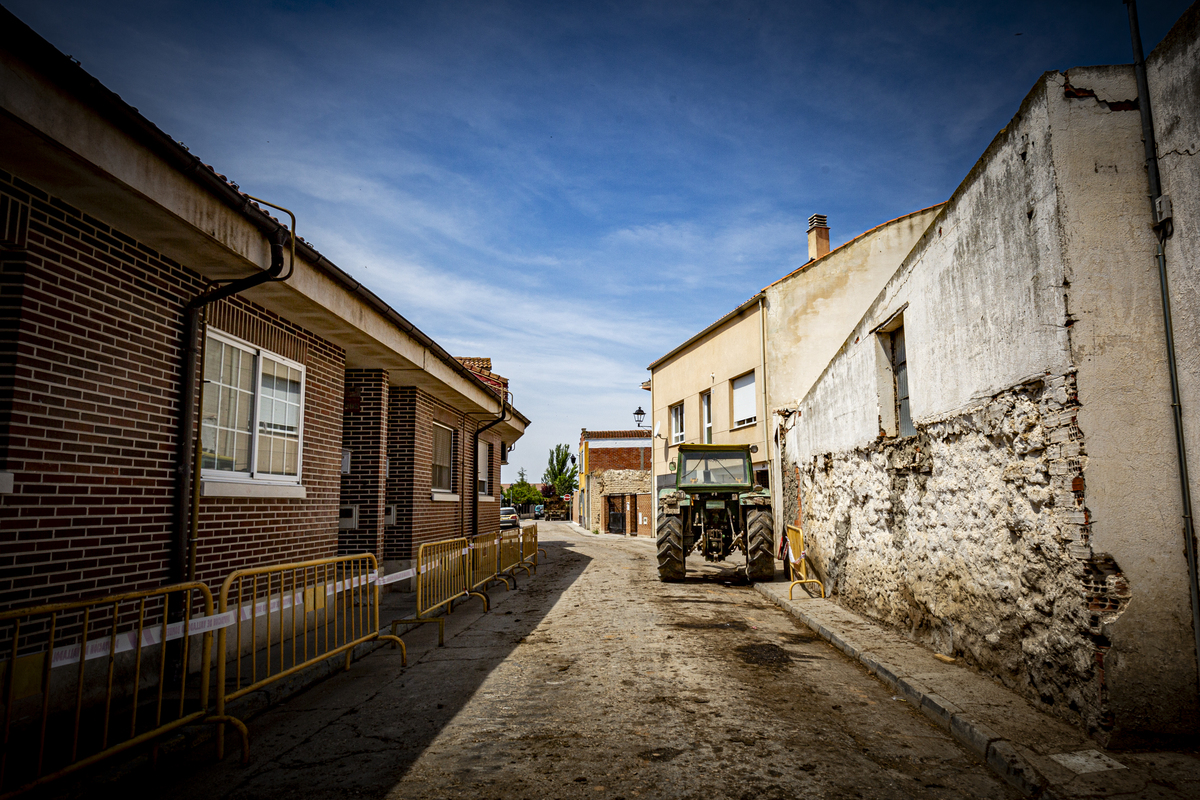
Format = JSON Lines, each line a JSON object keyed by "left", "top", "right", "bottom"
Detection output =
{"left": 656, "top": 511, "right": 686, "bottom": 581}
{"left": 745, "top": 508, "right": 775, "bottom": 582}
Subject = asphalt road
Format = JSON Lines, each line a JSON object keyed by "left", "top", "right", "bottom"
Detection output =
{"left": 81, "top": 522, "right": 1019, "bottom": 800}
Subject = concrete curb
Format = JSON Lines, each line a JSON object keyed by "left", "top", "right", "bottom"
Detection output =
{"left": 754, "top": 583, "right": 1050, "bottom": 797}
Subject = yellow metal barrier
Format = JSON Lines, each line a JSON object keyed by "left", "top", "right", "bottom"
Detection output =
{"left": 520, "top": 523, "right": 544, "bottom": 569}
{"left": 0, "top": 583, "right": 215, "bottom": 798}
{"left": 213, "top": 553, "right": 403, "bottom": 759}
{"left": 390, "top": 538, "right": 488, "bottom": 647}
{"left": 498, "top": 529, "right": 529, "bottom": 580}
{"left": 470, "top": 533, "right": 511, "bottom": 592}
{"left": 785, "top": 525, "right": 826, "bottom": 599}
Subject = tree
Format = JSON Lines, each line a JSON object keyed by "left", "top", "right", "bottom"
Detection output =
{"left": 542, "top": 443, "right": 578, "bottom": 498}
{"left": 506, "top": 467, "right": 542, "bottom": 505}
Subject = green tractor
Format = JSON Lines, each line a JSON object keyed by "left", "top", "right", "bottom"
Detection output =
{"left": 656, "top": 443, "right": 775, "bottom": 582}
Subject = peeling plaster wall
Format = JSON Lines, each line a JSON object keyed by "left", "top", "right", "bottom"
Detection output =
{"left": 784, "top": 59, "right": 1199, "bottom": 742}
{"left": 800, "top": 375, "right": 1120, "bottom": 731}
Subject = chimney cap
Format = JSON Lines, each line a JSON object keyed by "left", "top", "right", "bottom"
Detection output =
{"left": 807, "top": 214, "right": 828, "bottom": 231}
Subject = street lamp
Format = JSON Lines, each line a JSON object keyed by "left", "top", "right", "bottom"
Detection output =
{"left": 634, "top": 407, "right": 648, "bottom": 428}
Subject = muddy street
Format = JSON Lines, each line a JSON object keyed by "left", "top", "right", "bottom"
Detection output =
{"left": 85, "top": 522, "right": 1018, "bottom": 800}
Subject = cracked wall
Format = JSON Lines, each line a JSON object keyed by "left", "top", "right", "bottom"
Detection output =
{"left": 796, "top": 374, "right": 1127, "bottom": 734}
{"left": 780, "top": 54, "right": 1200, "bottom": 743}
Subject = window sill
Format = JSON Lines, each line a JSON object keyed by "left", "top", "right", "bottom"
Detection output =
{"left": 201, "top": 480, "right": 306, "bottom": 499}
{"left": 431, "top": 492, "right": 460, "bottom": 502}
{"left": 478, "top": 495, "right": 497, "bottom": 502}
{"left": 730, "top": 421, "right": 758, "bottom": 431}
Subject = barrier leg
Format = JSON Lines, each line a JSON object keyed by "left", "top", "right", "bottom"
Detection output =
{"left": 391, "top": 617, "right": 445, "bottom": 647}
{"left": 209, "top": 715, "right": 249, "bottom": 763}
{"left": 378, "top": 633, "right": 407, "bottom": 666}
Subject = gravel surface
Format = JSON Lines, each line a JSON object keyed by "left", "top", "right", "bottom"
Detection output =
{"left": 78, "top": 522, "right": 1019, "bottom": 799}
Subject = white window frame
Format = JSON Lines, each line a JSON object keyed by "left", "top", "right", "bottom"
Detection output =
{"left": 670, "top": 403, "right": 685, "bottom": 445}
{"left": 432, "top": 422, "right": 455, "bottom": 494}
{"left": 200, "top": 329, "right": 305, "bottom": 485}
{"left": 731, "top": 371, "right": 757, "bottom": 429}
{"left": 701, "top": 392, "right": 712, "bottom": 444}
{"left": 477, "top": 441, "right": 491, "bottom": 496}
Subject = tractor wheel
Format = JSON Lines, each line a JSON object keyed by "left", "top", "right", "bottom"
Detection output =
{"left": 745, "top": 508, "right": 775, "bottom": 582}
{"left": 656, "top": 511, "right": 686, "bottom": 581}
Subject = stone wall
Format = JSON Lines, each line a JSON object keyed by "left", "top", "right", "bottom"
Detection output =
{"left": 794, "top": 372, "right": 1129, "bottom": 735}
{"left": 585, "top": 468, "right": 651, "bottom": 532}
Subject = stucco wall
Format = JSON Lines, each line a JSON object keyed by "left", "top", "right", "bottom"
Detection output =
{"left": 784, "top": 62, "right": 1199, "bottom": 742}
{"left": 649, "top": 302, "right": 767, "bottom": 484}
{"left": 764, "top": 206, "right": 942, "bottom": 411}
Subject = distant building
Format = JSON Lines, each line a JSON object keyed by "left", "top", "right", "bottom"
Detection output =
{"left": 574, "top": 429, "right": 651, "bottom": 535}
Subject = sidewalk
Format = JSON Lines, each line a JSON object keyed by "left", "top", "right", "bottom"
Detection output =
{"left": 755, "top": 582, "right": 1200, "bottom": 799}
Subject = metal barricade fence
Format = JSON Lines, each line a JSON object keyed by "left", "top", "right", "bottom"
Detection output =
{"left": 785, "top": 525, "right": 826, "bottom": 599}
{"left": 498, "top": 530, "right": 528, "bottom": 580}
{"left": 469, "top": 533, "right": 511, "bottom": 593}
{"left": 213, "top": 553, "right": 403, "bottom": 759}
{"left": 0, "top": 582, "right": 215, "bottom": 798}
{"left": 390, "top": 538, "right": 487, "bottom": 647}
{"left": 520, "top": 523, "right": 545, "bottom": 569}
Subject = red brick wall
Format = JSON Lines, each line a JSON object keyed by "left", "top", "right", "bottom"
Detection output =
{"left": 384, "top": 387, "right": 502, "bottom": 561}
{"left": 0, "top": 170, "right": 346, "bottom": 605}
{"left": 586, "top": 446, "right": 649, "bottom": 472}
{"left": 339, "top": 369, "right": 388, "bottom": 557}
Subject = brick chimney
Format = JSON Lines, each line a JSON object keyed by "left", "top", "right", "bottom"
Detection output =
{"left": 808, "top": 214, "right": 830, "bottom": 261}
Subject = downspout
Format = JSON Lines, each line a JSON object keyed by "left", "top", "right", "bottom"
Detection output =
{"left": 172, "top": 202, "right": 295, "bottom": 583}
{"left": 1124, "top": 0, "right": 1200, "bottom": 693}
{"left": 472, "top": 391, "right": 510, "bottom": 538}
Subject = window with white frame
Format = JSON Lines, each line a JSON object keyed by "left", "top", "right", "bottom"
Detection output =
{"left": 670, "top": 403, "right": 685, "bottom": 444}
{"left": 701, "top": 392, "right": 712, "bottom": 443}
{"left": 731, "top": 371, "right": 756, "bottom": 428}
{"left": 200, "top": 331, "right": 304, "bottom": 482}
{"left": 432, "top": 424, "right": 454, "bottom": 492}
{"left": 477, "top": 441, "right": 491, "bottom": 495}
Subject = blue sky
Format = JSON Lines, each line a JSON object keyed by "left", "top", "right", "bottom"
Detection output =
{"left": 7, "top": 0, "right": 1191, "bottom": 483}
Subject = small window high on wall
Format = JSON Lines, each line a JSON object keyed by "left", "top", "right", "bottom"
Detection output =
{"left": 731, "top": 371, "right": 756, "bottom": 428}
{"left": 432, "top": 423, "right": 454, "bottom": 492}
{"left": 892, "top": 327, "right": 914, "bottom": 437}
{"left": 477, "top": 441, "right": 491, "bottom": 496}
{"left": 874, "top": 307, "right": 914, "bottom": 438}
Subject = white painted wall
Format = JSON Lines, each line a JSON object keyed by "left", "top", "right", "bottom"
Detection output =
{"left": 786, "top": 56, "right": 1199, "bottom": 742}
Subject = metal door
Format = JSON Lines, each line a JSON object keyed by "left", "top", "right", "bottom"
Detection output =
{"left": 607, "top": 495, "right": 626, "bottom": 533}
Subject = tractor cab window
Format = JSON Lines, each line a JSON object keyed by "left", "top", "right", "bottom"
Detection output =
{"left": 679, "top": 452, "right": 749, "bottom": 486}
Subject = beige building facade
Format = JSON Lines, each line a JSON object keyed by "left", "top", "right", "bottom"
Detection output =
{"left": 648, "top": 296, "right": 770, "bottom": 503}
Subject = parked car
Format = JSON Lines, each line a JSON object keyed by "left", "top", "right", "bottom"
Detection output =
{"left": 501, "top": 507, "right": 520, "bottom": 529}
{"left": 534, "top": 504, "right": 544, "bottom": 520}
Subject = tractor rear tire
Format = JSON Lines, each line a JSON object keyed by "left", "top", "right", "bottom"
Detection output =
{"left": 656, "top": 511, "right": 686, "bottom": 581}
{"left": 745, "top": 508, "right": 775, "bottom": 582}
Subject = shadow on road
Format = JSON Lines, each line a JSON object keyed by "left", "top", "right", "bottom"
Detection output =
{"left": 51, "top": 537, "right": 594, "bottom": 800}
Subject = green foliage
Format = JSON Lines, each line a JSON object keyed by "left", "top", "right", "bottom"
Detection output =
{"left": 542, "top": 443, "right": 578, "bottom": 497}
{"left": 507, "top": 480, "right": 543, "bottom": 505}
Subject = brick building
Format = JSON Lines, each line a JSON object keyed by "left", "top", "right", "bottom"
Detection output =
{"left": 0, "top": 9, "right": 527, "bottom": 608}
{"left": 574, "top": 429, "right": 651, "bottom": 535}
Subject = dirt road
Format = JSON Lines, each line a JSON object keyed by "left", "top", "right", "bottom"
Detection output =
{"left": 87, "top": 522, "right": 1017, "bottom": 799}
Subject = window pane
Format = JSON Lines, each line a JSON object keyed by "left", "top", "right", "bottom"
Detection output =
{"left": 284, "top": 439, "right": 298, "bottom": 475}
{"left": 432, "top": 426, "right": 453, "bottom": 491}
{"left": 204, "top": 339, "right": 221, "bottom": 383}
{"left": 732, "top": 372, "right": 756, "bottom": 426}
{"left": 234, "top": 432, "right": 251, "bottom": 473}
{"left": 680, "top": 453, "right": 749, "bottom": 485}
